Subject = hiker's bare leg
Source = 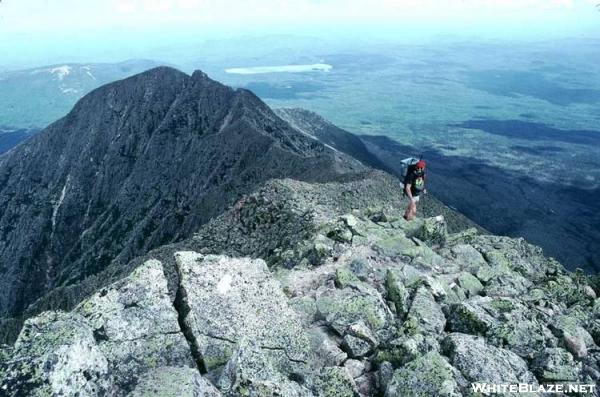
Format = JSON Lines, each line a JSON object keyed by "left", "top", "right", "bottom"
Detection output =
{"left": 405, "top": 201, "right": 417, "bottom": 220}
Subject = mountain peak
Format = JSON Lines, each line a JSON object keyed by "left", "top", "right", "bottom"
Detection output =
{"left": 111, "top": 65, "right": 189, "bottom": 88}
{"left": 0, "top": 68, "right": 363, "bottom": 324}
{"left": 190, "top": 69, "right": 211, "bottom": 81}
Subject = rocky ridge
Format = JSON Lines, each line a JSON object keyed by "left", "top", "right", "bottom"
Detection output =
{"left": 2, "top": 172, "right": 599, "bottom": 396}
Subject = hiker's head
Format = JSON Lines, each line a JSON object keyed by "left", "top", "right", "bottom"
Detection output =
{"left": 415, "top": 160, "right": 426, "bottom": 173}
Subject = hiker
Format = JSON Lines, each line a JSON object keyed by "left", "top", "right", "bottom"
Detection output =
{"left": 403, "top": 159, "right": 426, "bottom": 221}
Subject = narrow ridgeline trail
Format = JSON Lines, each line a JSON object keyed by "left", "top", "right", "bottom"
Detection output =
{"left": 2, "top": 173, "right": 599, "bottom": 396}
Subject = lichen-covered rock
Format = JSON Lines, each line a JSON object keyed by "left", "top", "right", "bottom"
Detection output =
{"left": 446, "top": 299, "right": 497, "bottom": 336}
{"left": 289, "top": 296, "right": 319, "bottom": 325}
{"left": 218, "top": 341, "right": 312, "bottom": 397}
{"left": 385, "top": 270, "right": 410, "bottom": 316}
{"left": 480, "top": 263, "right": 532, "bottom": 298}
{"left": 456, "top": 272, "right": 483, "bottom": 298}
{"left": 0, "top": 311, "right": 114, "bottom": 396}
{"left": 0, "top": 259, "right": 195, "bottom": 396}
{"left": 175, "top": 252, "right": 312, "bottom": 375}
{"left": 316, "top": 287, "right": 393, "bottom": 336}
{"left": 487, "top": 307, "right": 552, "bottom": 359}
{"left": 385, "top": 352, "right": 461, "bottom": 397}
{"left": 127, "top": 367, "right": 222, "bottom": 397}
{"left": 446, "top": 244, "right": 487, "bottom": 273}
{"left": 343, "top": 334, "right": 373, "bottom": 358}
{"left": 335, "top": 266, "right": 362, "bottom": 289}
{"left": 405, "top": 287, "right": 445, "bottom": 334}
{"left": 442, "top": 333, "right": 538, "bottom": 386}
{"left": 314, "top": 367, "right": 360, "bottom": 397}
{"left": 531, "top": 348, "right": 582, "bottom": 382}
{"left": 409, "top": 216, "right": 447, "bottom": 247}
{"left": 376, "top": 333, "right": 439, "bottom": 367}
{"left": 551, "top": 314, "right": 596, "bottom": 360}
{"left": 371, "top": 230, "right": 416, "bottom": 258}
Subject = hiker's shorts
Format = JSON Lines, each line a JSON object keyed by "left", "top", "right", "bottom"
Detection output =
{"left": 407, "top": 195, "right": 420, "bottom": 203}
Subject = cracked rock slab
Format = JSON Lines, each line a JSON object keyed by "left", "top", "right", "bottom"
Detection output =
{"left": 175, "top": 252, "right": 312, "bottom": 374}
{"left": 75, "top": 259, "right": 195, "bottom": 391}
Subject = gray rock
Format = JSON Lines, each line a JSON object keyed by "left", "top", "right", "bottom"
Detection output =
{"left": 314, "top": 334, "right": 348, "bottom": 367}
{"left": 446, "top": 299, "right": 497, "bottom": 336}
{"left": 344, "top": 359, "right": 366, "bottom": 379}
{"left": 343, "top": 334, "right": 373, "bottom": 358}
{"left": 335, "top": 266, "right": 362, "bottom": 289}
{"left": 0, "top": 311, "right": 114, "bottom": 396}
{"left": 456, "top": 272, "right": 483, "bottom": 297}
{"left": 316, "top": 286, "right": 392, "bottom": 336}
{"left": 127, "top": 367, "right": 222, "bottom": 397}
{"left": 355, "top": 372, "right": 377, "bottom": 397}
{"left": 551, "top": 315, "right": 596, "bottom": 360}
{"left": 406, "top": 287, "right": 446, "bottom": 334}
{"left": 564, "top": 334, "right": 588, "bottom": 359}
{"left": 347, "top": 321, "right": 378, "bottom": 347}
{"left": 1, "top": 259, "right": 196, "bottom": 396}
{"left": 531, "top": 348, "right": 582, "bottom": 382}
{"left": 76, "top": 260, "right": 195, "bottom": 390}
{"left": 487, "top": 306, "right": 553, "bottom": 359}
{"left": 340, "top": 214, "right": 359, "bottom": 229}
{"left": 385, "top": 352, "right": 461, "bottom": 397}
{"left": 378, "top": 361, "right": 394, "bottom": 393}
{"left": 408, "top": 216, "right": 448, "bottom": 247}
{"left": 175, "top": 252, "right": 312, "bottom": 374}
{"left": 314, "top": 367, "right": 360, "bottom": 397}
{"left": 379, "top": 333, "right": 440, "bottom": 368}
{"left": 442, "top": 333, "right": 538, "bottom": 385}
{"left": 385, "top": 270, "right": 410, "bottom": 316}
{"left": 289, "top": 297, "right": 318, "bottom": 325}
{"left": 448, "top": 244, "right": 487, "bottom": 273}
{"left": 218, "top": 340, "right": 313, "bottom": 397}
{"left": 584, "top": 285, "right": 597, "bottom": 299}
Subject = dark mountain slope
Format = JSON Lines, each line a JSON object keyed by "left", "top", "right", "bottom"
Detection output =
{"left": 274, "top": 107, "right": 391, "bottom": 172}
{"left": 0, "top": 67, "right": 366, "bottom": 319}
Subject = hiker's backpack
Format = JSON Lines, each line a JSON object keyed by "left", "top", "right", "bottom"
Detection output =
{"left": 400, "top": 157, "right": 424, "bottom": 194}
{"left": 400, "top": 157, "right": 419, "bottom": 183}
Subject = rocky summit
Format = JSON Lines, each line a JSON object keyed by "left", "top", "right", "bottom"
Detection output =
{"left": 2, "top": 172, "right": 599, "bottom": 396}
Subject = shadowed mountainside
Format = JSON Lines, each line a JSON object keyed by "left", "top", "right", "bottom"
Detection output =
{"left": 0, "top": 67, "right": 368, "bottom": 322}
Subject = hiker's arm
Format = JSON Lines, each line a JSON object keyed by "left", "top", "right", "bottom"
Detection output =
{"left": 404, "top": 184, "right": 414, "bottom": 201}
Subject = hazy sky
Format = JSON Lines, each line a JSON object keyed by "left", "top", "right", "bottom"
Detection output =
{"left": 1, "top": 0, "right": 598, "bottom": 31}
{"left": 1, "top": 0, "right": 599, "bottom": 68}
